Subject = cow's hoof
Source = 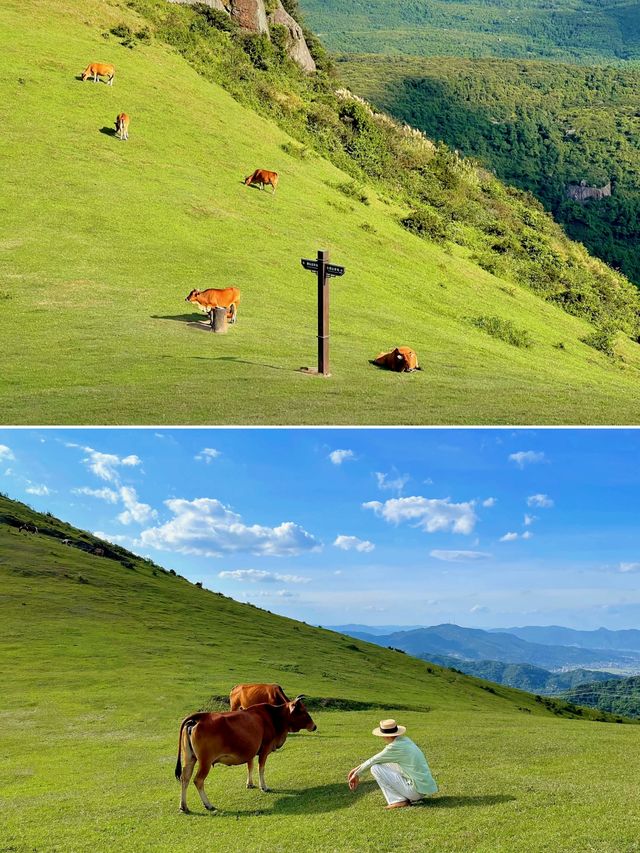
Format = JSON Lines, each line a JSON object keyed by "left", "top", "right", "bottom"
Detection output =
{"left": 260, "top": 787, "right": 271, "bottom": 793}
{"left": 179, "top": 806, "right": 190, "bottom": 814}
{"left": 246, "top": 782, "right": 256, "bottom": 789}
{"left": 205, "top": 804, "right": 217, "bottom": 812}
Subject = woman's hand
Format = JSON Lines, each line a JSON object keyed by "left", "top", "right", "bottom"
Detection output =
{"left": 348, "top": 768, "right": 360, "bottom": 791}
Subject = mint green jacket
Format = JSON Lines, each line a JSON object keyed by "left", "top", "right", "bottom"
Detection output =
{"left": 356, "top": 736, "right": 438, "bottom": 795}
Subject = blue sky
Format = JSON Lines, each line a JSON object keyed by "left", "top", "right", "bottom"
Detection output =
{"left": 1, "top": 428, "right": 639, "bottom": 630}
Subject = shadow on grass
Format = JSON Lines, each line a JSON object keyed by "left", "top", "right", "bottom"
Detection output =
{"left": 151, "top": 313, "right": 204, "bottom": 324}
{"left": 423, "top": 793, "right": 516, "bottom": 809}
{"left": 196, "top": 355, "right": 293, "bottom": 372}
{"left": 99, "top": 126, "right": 117, "bottom": 137}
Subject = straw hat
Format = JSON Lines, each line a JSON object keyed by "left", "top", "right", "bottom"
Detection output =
{"left": 372, "top": 719, "right": 406, "bottom": 737}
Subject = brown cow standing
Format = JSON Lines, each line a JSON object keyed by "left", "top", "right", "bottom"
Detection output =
{"left": 245, "top": 169, "right": 279, "bottom": 194}
{"left": 372, "top": 347, "right": 421, "bottom": 373}
{"left": 81, "top": 62, "right": 115, "bottom": 85}
{"left": 115, "top": 113, "right": 130, "bottom": 141}
{"left": 229, "top": 683, "right": 290, "bottom": 711}
{"left": 175, "top": 698, "right": 317, "bottom": 813}
{"left": 185, "top": 287, "right": 240, "bottom": 324}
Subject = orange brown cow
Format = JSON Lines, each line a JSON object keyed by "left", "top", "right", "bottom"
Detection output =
{"left": 175, "top": 698, "right": 317, "bottom": 812}
{"left": 244, "top": 169, "right": 279, "bottom": 194}
{"left": 81, "top": 62, "right": 115, "bottom": 85}
{"left": 115, "top": 113, "right": 130, "bottom": 141}
{"left": 372, "top": 347, "right": 421, "bottom": 373}
{"left": 185, "top": 287, "right": 241, "bottom": 324}
{"left": 229, "top": 683, "right": 290, "bottom": 711}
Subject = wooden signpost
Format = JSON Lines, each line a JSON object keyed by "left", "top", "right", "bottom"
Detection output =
{"left": 300, "top": 249, "right": 345, "bottom": 377}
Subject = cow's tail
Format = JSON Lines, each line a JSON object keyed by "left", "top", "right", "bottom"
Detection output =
{"left": 175, "top": 712, "right": 208, "bottom": 781}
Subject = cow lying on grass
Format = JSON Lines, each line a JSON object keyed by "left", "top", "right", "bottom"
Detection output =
{"left": 175, "top": 698, "right": 316, "bottom": 813}
{"left": 185, "top": 287, "right": 240, "bottom": 324}
{"left": 372, "top": 347, "right": 421, "bottom": 372}
{"left": 229, "top": 683, "right": 290, "bottom": 711}
{"left": 81, "top": 62, "right": 115, "bottom": 85}
{"left": 245, "top": 169, "right": 279, "bottom": 194}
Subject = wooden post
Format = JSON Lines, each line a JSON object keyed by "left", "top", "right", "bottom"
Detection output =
{"left": 317, "top": 249, "right": 330, "bottom": 376}
{"left": 210, "top": 306, "right": 228, "bottom": 334}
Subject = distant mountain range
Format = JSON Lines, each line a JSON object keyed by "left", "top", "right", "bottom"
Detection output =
{"left": 424, "top": 654, "right": 625, "bottom": 695}
{"left": 330, "top": 623, "right": 640, "bottom": 672}
{"left": 494, "top": 626, "right": 640, "bottom": 653}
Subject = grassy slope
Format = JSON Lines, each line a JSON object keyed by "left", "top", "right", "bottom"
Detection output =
{"left": 2, "top": 495, "right": 640, "bottom": 852}
{"left": 300, "top": 0, "right": 640, "bottom": 63}
{"left": 2, "top": 0, "right": 640, "bottom": 425}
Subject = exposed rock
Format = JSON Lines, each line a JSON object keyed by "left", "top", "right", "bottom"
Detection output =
{"left": 269, "top": 1, "right": 316, "bottom": 73}
{"left": 167, "top": 0, "right": 315, "bottom": 71}
{"left": 566, "top": 180, "right": 612, "bottom": 203}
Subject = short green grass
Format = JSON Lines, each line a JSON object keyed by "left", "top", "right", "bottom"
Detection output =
{"left": 2, "top": 495, "right": 640, "bottom": 852}
{"left": 2, "top": 0, "right": 640, "bottom": 425}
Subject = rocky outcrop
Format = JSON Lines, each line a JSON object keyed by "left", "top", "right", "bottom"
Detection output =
{"left": 168, "top": 0, "right": 315, "bottom": 71}
{"left": 566, "top": 180, "right": 612, "bottom": 203}
{"left": 269, "top": 1, "right": 315, "bottom": 72}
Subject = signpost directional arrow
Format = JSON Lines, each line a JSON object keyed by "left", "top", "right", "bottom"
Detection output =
{"left": 300, "top": 250, "right": 346, "bottom": 377}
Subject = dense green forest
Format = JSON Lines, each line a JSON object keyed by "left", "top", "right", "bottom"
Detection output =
{"left": 300, "top": 0, "right": 640, "bottom": 63}
{"left": 336, "top": 56, "right": 640, "bottom": 285}
{"left": 563, "top": 675, "right": 640, "bottom": 717}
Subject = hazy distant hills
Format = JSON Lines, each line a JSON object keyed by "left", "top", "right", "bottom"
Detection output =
{"left": 330, "top": 624, "right": 640, "bottom": 671}
{"left": 495, "top": 626, "right": 640, "bottom": 652}
{"left": 423, "top": 654, "right": 625, "bottom": 695}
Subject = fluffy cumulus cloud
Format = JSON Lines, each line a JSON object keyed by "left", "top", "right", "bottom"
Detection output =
{"left": 68, "top": 444, "right": 141, "bottom": 483}
{"left": 0, "top": 445, "right": 15, "bottom": 462}
{"left": 117, "top": 486, "right": 157, "bottom": 525}
{"left": 94, "top": 531, "right": 131, "bottom": 545}
{"left": 527, "top": 494, "right": 554, "bottom": 508}
{"left": 482, "top": 497, "right": 497, "bottom": 508}
{"left": 430, "top": 549, "right": 491, "bottom": 562}
{"left": 522, "top": 530, "right": 534, "bottom": 540}
{"left": 218, "top": 569, "right": 310, "bottom": 583}
{"left": 375, "top": 471, "right": 410, "bottom": 493}
{"left": 195, "top": 448, "right": 221, "bottom": 464}
{"left": 139, "top": 497, "right": 321, "bottom": 558}
{"left": 73, "top": 486, "right": 120, "bottom": 503}
{"left": 363, "top": 496, "right": 477, "bottom": 535}
{"left": 500, "top": 532, "right": 519, "bottom": 542}
{"left": 524, "top": 513, "right": 536, "bottom": 526}
{"left": 333, "top": 535, "right": 375, "bottom": 553}
{"left": 329, "top": 449, "right": 354, "bottom": 465}
{"left": 509, "top": 451, "right": 545, "bottom": 468}
{"left": 25, "top": 484, "right": 53, "bottom": 496}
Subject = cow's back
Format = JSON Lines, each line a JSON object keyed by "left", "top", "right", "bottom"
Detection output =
{"left": 229, "top": 682, "right": 288, "bottom": 710}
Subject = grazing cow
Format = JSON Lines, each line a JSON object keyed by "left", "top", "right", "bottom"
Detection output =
{"left": 81, "top": 63, "right": 115, "bottom": 85}
{"left": 18, "top": 523, "right": 38, "bottom": 535}
{"left": 244, "top": 169, "right": 279, "bottom": 194}
{"left": 115, "top": 113, "right": 130, "bottom": 141}
{"left": 185, "top": 287, "right": 240, "bottom": 324}
{"left": 175, "top": 698, "right": 317, "bottom": 813}
{"left": 372, "top": 346, "right": 421, "bottom": 373}
{"left": 229, "top": 683, "right": 290, "bottom": 711}
{"left": 61, "top": 539, "right": 72, "bottom": 546}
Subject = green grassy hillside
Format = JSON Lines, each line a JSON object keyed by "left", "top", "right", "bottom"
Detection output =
{"left": 563, "top": 675, "right": 640, "bottom": 718}
{"left": 335, "top": 55, "right": 640, "bottom": 286}
{"left": 1, "top": 493, "right": 640, "bottom": 852}
{"left": 300, "top": 0, "right": 640, "bottom": 63}
{"left": 3, "top": 0, "right": 640, "bottom": 424}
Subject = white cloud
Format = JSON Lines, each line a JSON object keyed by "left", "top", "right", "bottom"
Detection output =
{"left": 139, "top": 497, "right": 321, "bottom": 558}
{"left": 117, "top": 486, "right": 157, "bottom": 526}
{"left": 620, "top": 562, "right": 640, "bottom": 573}
{"left": 329, "top": 449, "right": 354, "bottom": 465}
{"left": 509, "top": 451, "right": 545, "bottom": 468}
{"left": 195, "top": 448, "right": 221, "bottom": 464}
{"left": 94, "top": 531, "right": 131, "bottom": 545}
{"left": 430, "top": 549, "right": 491, "bottom": 562}
{"left": 524, "top": 513, "right": 536, "bottom": 526}
{"left": 68, "top": 444, "right": 141, "bottom": 483}
{"left": 334, "top": 534, "right": 375, "bottom": 553}
{"left": 482, "top": 497, "right": 497, "bottom": 508}
{"left": 219, "top": 569, "right": 310, "bottom": 584}
{"left": 363, "top": 496, "right": 477, "bottom": 535}
{"left": 522, "top": 530, "right": 534, "bottom": 540}
{"left": 374, "top": 471, "right": 409, "bottom": 493}
{"left": 25, "top": 484, "right": 53, "bottom": 496}
{"left": 73, "top": 487, "right": 120, "bottom": 503}
{"left": 527, "top": 494, "right": 554, "bottom": 508}
{"left": 470, "top": 604, "right": 489, "bottom": 614}
{"left": 0, "top": 445, "right": 15, "bottom": 462}
{"left": 500, "top": 532, "right": 519, "bottom": 542}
